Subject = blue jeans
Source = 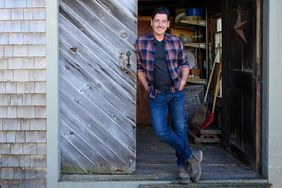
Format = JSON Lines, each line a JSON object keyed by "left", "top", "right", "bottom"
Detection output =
{"left": 149, "top": 90, "right": 193, "bottom": 167}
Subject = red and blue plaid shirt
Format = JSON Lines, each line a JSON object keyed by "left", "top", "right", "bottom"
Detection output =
{"left": 135, "top": 32, "right": 189, "bottom": 97}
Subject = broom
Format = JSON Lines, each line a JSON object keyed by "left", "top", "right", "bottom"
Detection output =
{"left": 200, "top": 58, "right": 222, "bottom": 129}
{"left": 191, "top": 47, "right": 220, "bottom": 127}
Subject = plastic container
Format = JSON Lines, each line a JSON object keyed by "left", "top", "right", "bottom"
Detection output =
{"left": 186, "top": 8, "right": 203, "bottom": 17}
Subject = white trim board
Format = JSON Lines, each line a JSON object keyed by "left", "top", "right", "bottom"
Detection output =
{"left": 46, "top": 0, "right": 59, "bottom": 187}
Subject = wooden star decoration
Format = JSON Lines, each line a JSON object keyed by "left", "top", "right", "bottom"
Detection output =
{"left": 234, "top": 9, "right": 248, "bottom": 44}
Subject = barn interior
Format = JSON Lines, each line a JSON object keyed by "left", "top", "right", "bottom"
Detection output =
{"left": 135, "top": 0, "right": 263, "bottom": 182}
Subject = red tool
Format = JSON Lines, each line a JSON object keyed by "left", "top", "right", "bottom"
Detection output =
{"left": 200, "top": 57, "right": 222, "bottom": 129}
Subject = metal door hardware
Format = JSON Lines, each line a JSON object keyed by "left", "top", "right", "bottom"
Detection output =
{"left": 126, "top": 51, "right": 131, "bottom": 68}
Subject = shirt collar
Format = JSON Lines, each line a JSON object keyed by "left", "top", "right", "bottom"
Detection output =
{"left": 147, "top": 32, "right": 171, "bottom": 41}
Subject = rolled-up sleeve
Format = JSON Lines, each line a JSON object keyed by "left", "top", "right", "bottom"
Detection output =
{"left": 178, "top": 41, "right": 190, "bottom": 69}
{"left": 135, "top": 39, "right": 144, "bottom": 72}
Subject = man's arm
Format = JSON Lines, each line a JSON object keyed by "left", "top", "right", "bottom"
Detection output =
{"left": 179, "top": 67, "right": 189, "bottom": 90}
{"left": 178, "top": 41, "right": 190, "bottom": 90}
{"left": 135, "top": 39, "right": 149, "bottom": 91}
{"left": 137, "top": 71, "right": 149, "bottom": 91}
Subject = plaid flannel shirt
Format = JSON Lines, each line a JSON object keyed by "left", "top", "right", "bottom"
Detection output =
{"left": 135, "top": 32, "right": 189, "bottom": 98}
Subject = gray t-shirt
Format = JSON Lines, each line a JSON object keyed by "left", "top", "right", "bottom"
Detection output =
{"left": 153, "top": 39, "right": 173, "bottom": 92}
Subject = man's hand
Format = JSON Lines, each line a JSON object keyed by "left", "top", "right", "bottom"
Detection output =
{"left": 179, "top": 79, "right": 187, "bottom": 91}
{"left": 137, "top": 72, "right": 149, "bottom": 91}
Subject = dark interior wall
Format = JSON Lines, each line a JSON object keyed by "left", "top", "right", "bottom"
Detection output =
{"left": 136, "top": 20, "right": 152, "bottom": 125}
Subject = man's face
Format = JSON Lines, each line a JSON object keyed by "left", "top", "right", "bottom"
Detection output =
{"left": 151, "top": 13, "right": 170, "bottom": 37}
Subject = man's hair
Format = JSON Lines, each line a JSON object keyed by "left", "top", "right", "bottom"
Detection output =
{"left": 152, "top": 7, "right": 170, "bottom": 21}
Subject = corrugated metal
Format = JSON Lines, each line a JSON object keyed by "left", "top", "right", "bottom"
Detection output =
{"left": 59, "top": 0, "right": 137, "bottom": 173}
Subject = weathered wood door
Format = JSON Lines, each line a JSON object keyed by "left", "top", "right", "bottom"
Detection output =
{"left": 59, "top": 0, "right": 137, "bottom": 173}
{"left": 222, "top": 0, "right": 261, "bottom": 171}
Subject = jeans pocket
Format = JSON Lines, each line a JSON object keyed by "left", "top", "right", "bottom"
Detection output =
{"left": 177, "top": 89, "right": 185, "bottom": 94}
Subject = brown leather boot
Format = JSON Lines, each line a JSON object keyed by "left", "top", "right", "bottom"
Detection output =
{"left": 186, "top": 150, "right": 203, "bottom": 182}
{"left": 177, "top": 165, "right": 190, "bottom": 184}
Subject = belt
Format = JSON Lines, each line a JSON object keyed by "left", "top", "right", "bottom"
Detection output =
{"left": 154, "top": 86, "right": 177, "bottom": 95}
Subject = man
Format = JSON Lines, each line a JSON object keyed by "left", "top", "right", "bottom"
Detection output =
{"left": 135, "top": 7, "right": 203, "bottom": 184}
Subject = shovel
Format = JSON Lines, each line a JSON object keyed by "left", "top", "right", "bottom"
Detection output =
{"left": 200, "top": 57, "right": 222, "bottom": 129}
{"left": 191, "top": 47, "right": 221, "bottom": 127}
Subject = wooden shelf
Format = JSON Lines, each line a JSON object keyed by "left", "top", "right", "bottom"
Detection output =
{"left": 180, "top": 19, "right": 206, "bottom": 27}
{"left": 183, "top": 42, "right": 206, "bottom": 49}
{"left": 187, "top": 78, "right": 207, "bottom": 85}
{"left": 138, "top": 16, "right": 151, "bottom": 21}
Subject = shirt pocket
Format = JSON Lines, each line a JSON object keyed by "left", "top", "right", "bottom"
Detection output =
{"left": 166, "top": 48, "right": 178, "bottom": 61}
{"left": 140, "top": 49, "right": 152, "bottom": 61}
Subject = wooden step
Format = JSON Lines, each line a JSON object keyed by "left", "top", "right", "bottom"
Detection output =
{"left": 189, "top": 124, "right": 221, "bottom": 144}
{"left": 139, "top": 181, "right": 271, "bottom": 188}
{"left": 189, "top": 130, "right": 221, "bottom": 144}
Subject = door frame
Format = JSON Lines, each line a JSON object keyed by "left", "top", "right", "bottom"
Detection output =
{"left": 46, "top": 0, "right": 59, "bottom": 187}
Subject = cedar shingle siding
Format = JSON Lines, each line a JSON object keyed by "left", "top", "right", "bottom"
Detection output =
{"left": 0, "top": 0, "right": 46, "bottom": 187}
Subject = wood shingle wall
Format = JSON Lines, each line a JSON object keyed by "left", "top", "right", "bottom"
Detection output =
{"left": 0, "top": 0, "right": 47, "bottom": 187}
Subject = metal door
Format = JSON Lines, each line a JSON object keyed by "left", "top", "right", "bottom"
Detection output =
{"left": 59, "top": 0, "right": 137, "bottom": 173}
{"left": 222, "top": 0, "right": 261, "bottom": 171}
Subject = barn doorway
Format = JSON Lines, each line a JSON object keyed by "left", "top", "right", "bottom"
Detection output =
{"left": 136, "top": 0, "right": 263, "bottom": 178}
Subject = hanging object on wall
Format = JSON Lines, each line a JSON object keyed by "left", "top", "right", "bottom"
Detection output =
{"left": 234, "top": 8, "right": 248, "bottom": 44}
